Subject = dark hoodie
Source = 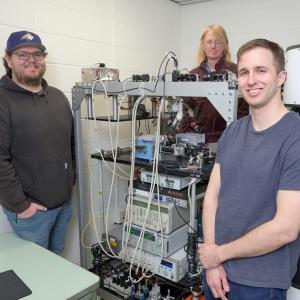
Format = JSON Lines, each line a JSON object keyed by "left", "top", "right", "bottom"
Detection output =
{"left": 0, "top": 75, "right": 75, "bottom": 213}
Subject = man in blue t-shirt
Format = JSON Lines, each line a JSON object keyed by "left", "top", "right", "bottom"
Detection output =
{"left": 198, "top": 39, "right": 300, "bottom": 300}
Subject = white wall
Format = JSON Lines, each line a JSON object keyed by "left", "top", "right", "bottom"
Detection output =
{"left": 0, "top": 0, "right": 180, "bottom": 265}
{"left": 179, "top": 0, "right": 300, "bottom": 70}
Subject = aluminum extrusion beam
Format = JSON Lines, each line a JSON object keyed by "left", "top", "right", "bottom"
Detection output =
{"left": 72, "top": 90, "right": 87, "bottom": 268}
{"left": 74, "top": 80, "right": 238, "bottom": 124}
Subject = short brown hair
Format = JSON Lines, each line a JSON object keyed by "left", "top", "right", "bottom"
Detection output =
{"left": 237, "top": 39, "right": 285, "bottom": 73}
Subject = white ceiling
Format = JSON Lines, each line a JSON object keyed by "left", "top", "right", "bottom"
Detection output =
{"left": 170, "top": 0, "right": 212, "bottom": 5}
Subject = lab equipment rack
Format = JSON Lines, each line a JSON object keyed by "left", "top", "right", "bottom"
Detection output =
{"left": 72, "top": 79, "right": 239, "bottom": 268}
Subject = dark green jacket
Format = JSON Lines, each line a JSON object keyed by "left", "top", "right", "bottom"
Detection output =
{"left": 0, "top": 75, "right": 75, "bottom": 213}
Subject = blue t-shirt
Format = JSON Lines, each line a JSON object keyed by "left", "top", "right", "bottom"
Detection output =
{"left": 215, "top": 112, "right": 300, "bottom": 289}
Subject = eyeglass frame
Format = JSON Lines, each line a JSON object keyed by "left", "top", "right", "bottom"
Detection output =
{"left": 11, "top": 51, "right": 46, "bottom": 61}
{"left": 204, "top": 39, "right": 223, "bottom": 47}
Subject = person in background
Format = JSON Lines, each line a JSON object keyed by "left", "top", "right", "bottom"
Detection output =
{"left": 179, "top": 24, "right": 248, "bottom": 143}
{"left": 198, "top": 39, "right": 300, "bottom": 300}
{"left": 0, "top": 31, "right": 75, "bottom": 253}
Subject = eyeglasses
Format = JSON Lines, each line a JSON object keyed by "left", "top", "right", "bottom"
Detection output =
{"left": 12, "top": 51, "right": 45, "bottom": 61}
{"left": 205, "top": 40, "right": 223, "bottom": 46}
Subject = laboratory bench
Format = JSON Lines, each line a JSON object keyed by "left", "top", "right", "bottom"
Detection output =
{"left": 0, "top": 232, "right": 99, "bottom": 300}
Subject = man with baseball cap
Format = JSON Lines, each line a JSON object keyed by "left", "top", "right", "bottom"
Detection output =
{"left": 0, "top": 30, "right": 75, "bottom": 254}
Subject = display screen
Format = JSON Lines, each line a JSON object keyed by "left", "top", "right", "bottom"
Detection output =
{"left": 161, "top": 259, "right": 173, "bottom": 269}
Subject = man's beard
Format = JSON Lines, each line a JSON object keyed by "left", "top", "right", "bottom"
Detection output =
{"left": 14, "top": 65, "right": 46, "bottom": 87}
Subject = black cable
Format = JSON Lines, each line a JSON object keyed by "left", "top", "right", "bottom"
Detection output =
{"left": 152, "top": 51, "right": 177, "bottom": 94}
{"left": 173, "top": 199, "right": 196, "bottom": 233}
{"left": 159, "top": 174, "right": 192, "bottom": 237}
{"left": 185, "top": 232, "right": 198, "bottom": 275}
{"left": 159, "top": 60, "right": 197, "bottom": 233}
{"left": 159, "top": 155, "right": 197, "bottom": 233}
{"left": 158, "top": 68, "right": 197, "bottom": 234}
{"left": 159, "top": 145, "right": 198, "bottom": 233}
{"left": 159, "top": 160, "right": 180, "bottom": 169}
{"left": 155, "top": 275, "right": 192, "bottom": 293}
{"left": 162, "top": 57, "right": 169, "bottom": 99}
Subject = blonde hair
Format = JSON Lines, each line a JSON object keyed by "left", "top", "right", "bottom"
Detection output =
{"left": 196, "top": 24, "right": 232, "bottom": 65}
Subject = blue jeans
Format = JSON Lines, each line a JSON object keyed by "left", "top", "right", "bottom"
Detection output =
{"left": 204, "top": 278, "right": 287, "bottom": 300}
{"left": 3, "top": 200, "right": 72, "bottom": 254}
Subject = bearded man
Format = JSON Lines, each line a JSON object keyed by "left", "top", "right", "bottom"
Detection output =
{"left": 0, "top": 31, "right": 75, "bottom": 254}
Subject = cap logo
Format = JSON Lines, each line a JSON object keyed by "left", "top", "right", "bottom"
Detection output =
{"left": 21, "top": 33, "right": 34, "bottom": 41}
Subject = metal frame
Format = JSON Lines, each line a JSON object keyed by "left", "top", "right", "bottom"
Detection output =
{"left": 72, "top": 80, "right": 239, "bottom": 267}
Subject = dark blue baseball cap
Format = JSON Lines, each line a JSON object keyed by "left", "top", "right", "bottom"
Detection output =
{"left": 6, "top": 31, "right": 46, "bottom": 53}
